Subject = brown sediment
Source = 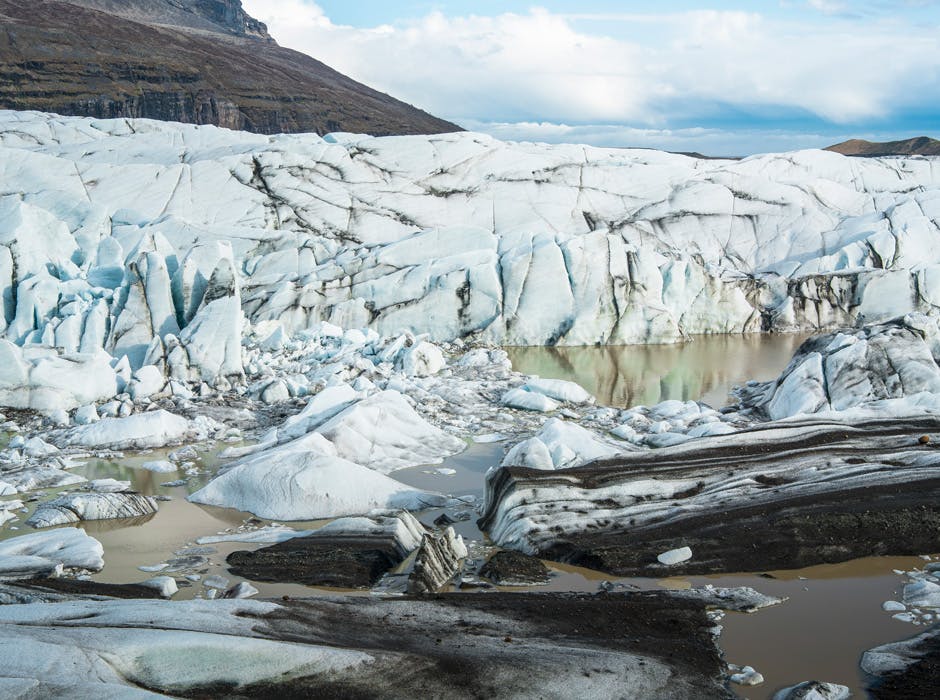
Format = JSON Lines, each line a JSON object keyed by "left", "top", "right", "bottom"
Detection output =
{"left": 480, "top": 417, "right": 940, "bottom": 577}
{"left": 11, "top": 577, "right": 164, "bottom": 599}
{"left": 547, "top": 484, "right": 940, "bottom": 577}
{"left": 480, "top": 550, "right": 551, "bottom": 585}
{"left": 217, "top": 592, "right": 732, "bottom": 700}
{"left": 226, "top": 535, "right": 408, "bottom": 589}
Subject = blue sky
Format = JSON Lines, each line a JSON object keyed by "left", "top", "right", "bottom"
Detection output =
{"left": 306, "top": 1, "right": 940, "bottom": 26}
{"left": 243, "top": 1, "right": 940, "bottom": 154}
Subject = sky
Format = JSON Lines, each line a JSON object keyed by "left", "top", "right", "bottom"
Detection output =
{"left": 241, "top": 1, "right": 940, "bottom": 155}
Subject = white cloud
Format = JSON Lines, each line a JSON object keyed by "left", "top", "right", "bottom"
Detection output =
{"left": 458, "top": 119, "right": 844, "bottom": 156}
{"left": 243, "top": 1, "right": 940, "bottom": 132}
{"left": 245, "top": 2, "right": 654, "bottom": 122}
{"left": 806, "top": 0, "right": 848, "bottom": 14}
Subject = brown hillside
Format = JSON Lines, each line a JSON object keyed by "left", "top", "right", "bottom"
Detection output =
{"left": 0, "top": 0, "right": 461, "bottom": 136}
{"left": 825, "top": 136, "right": 940, "bottom": 157}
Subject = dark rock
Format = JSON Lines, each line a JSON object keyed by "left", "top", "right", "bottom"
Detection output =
{"left": 7, "top": 577, "right": 164, "bottom": 600}
{"left": 68, "top": 0, "right": 274, "bottom": 41}
{"left": 227, "top": 539, "right": 402, "bottom": 589}
{"left": 433, "top": 512, "right": 456, "bottom": 527}
{"left": 479, "top": 550, "right": 550, "bottom": 586}
{"left": 248, "top": 592, "right": 735, "bottom": 699}
{"left": 826, "top": 136, "right": 940, "bottom": 157}
{"left": 863, "top": 626, "right": 940, "bottom": 699}
{"left": 227, "top": 513, "right": 425, "bottom": 589}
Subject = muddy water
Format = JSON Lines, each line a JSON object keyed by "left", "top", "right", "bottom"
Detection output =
{"left": 506, "top": 332, "right": 811, "bottom": 408}
{"left": 0, "top": 332, "right": 930, "bottom": 696}
{"left": 710, "top": 557, "right": 936, "bottom": 699}
{"left": 492, "top": 557, "right": 933, "bottom": 698}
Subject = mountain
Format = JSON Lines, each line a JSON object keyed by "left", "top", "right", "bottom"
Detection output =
{"left": 825, "top": 136, "right": 940, "bottom": 157}
{"left": 64, "top": 0, "right": 274, "bottom": 41}
{"left": 0, "top": 0, "right": 460, "bottom": 135}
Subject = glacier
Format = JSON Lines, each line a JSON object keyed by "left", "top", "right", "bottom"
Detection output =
{"left": 2, "top": 108, "right": 940, "bottom": 568}
{"left": 0, "top": 109, "right": 939, "bottom": 406}
{"left": 0, "top": 109, "right": 939, "bottom": 698}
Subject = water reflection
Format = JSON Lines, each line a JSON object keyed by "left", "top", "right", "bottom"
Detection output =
{"left": 506, "top": 333, "right": 810, "bottom": 408}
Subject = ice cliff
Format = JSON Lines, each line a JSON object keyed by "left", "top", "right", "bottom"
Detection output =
{"left": 1, "top": 110, "right": 940, "bottom": 410}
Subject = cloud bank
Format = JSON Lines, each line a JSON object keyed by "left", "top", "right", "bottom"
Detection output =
{"left": 243, "top": 1, "right": 940, "bottom": 154}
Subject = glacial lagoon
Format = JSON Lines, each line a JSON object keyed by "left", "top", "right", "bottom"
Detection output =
{"left": 505, "top": 332, "right": 813, "bottom": 409}
{"left": 2, "top": 332, "right": 931, "bottom": 698}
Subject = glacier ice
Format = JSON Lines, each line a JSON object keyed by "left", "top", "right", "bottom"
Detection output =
{"left": 0, "top": 111, "right": 938, "bottom": 418}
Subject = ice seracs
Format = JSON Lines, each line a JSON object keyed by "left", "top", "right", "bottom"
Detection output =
{"left": 2, "top": 110, "right": 940, "bottom": 422}
{"left": 737, "top": 314, "right": 940, "bottom": 420}
{"left": 0, "top": 343, "right": 117, "bottom": 413}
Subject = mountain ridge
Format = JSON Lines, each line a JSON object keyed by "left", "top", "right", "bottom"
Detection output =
{"left": 825, "top": 136, "right": 940, "bottom": 157}
{"left": 63, "top": 0, "right": 274, "bottom": 41}
{"left": 0, "top": 0, "right": 460, "bottom": 136}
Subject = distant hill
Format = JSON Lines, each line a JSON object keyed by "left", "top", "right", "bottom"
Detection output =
{"left": 825, "top": 137, "right": 940, "bottom": 157}
{"left": 0, "top": 0, "right": 460, "bottom": 136}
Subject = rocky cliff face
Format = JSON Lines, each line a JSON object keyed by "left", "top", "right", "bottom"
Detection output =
{"left": 0, "top": 0, "right": 459, "bottom": 136}
{"left": 65, "top": 0, "right": 273, "bottom": 41}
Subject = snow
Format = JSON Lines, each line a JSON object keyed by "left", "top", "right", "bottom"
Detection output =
{"left": 64, "top": 410, "right": 193, "bottom": 449}
{"left": 195, "top": 526, "right": 317, "bottom": 545}
{"left": 276, "top": 384, "right": 361, "bottom": 441}
{"left": 139, "top": 576, "right": 178, "bottom": 598}
{"left": 189, "top": 432, "right": 446, "bottom": 520}
{"left": 400, "top": 341, "right": 446, "bottom": 377}
{"left": 501, "top": 418, "right": 624, "bottom": 470}
{"left": 139, "top": 460, "right": 177, "bottom": 473}
{"left": 657, "top": 547, "right": 693, "bottom": 566}
{"left": 313, "top": 391, "right": 466, "bottom": 474}
{"left": 523, "top": 377, "right": 593, "bottom": 404}
{"left": 129, "top": 364, "right": 165, "bottom": 400}
{"left": 729, "top": 665, "right": 764, "bottom": 686}
{"left": 0, "top": 528, "right": 104, "bottom": 573}
{"left": 502, "top": 388, "right": 559, "bottom": 413}
{"left": 89, "top": 478, "right": 132, "bottom": 492}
